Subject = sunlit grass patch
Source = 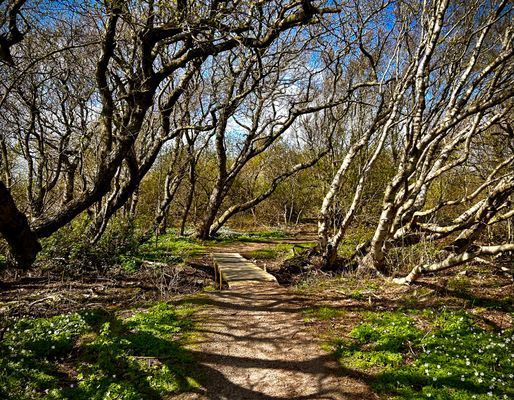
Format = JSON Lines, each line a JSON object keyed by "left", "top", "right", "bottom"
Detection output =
{"left": 213, "top": 227, "right": 288, "bottom": 242}
{"left": 236, "top": 229, "right": 288, "bottom": 242}
{"left": 244, "top": 243, "right": 315, "bottom": 261}
{"left": 0, "top": 302, "right": 199, "bottom": 399}
{"left": 333, "top": 310, "right": 514, "bottom": 399}
{"left": 140, "top": 235, "right": 206, "bottom": 259}
{"left": 118, "top": 234, "right": 208, "bottom": 270}
{"left": 244, "top": 244, "right": 294, "bottom": 260}
{"left": 303, "top": 306, "right": 346, "bottom": 322}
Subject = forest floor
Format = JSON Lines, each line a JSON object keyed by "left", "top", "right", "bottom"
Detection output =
{"left": 171, "top": 284, "right": 374, "bottom": 400}
{"left": 0, "top": 227, "right": 513, "bottom": 399}
{"left": 168, "top": 261, "right": 513, "bottom": 399}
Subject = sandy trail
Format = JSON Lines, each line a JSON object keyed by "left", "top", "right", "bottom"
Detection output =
{"left": 172, "top": 285, "right": 375, "bottom": 400}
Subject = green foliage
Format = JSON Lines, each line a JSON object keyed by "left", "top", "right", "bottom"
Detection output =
{"left": 214, "top": 228, "right": 287, "bottom": 242}
{"left": 386, "top": 241, "right": 440, "bottom": 274}
{"left": 239, "top": 229, "right": 288, "bottom": 240}
{"left": 136, "top": 234, "right": 206, "bottom": 265}
{"left": 336, "top": 227, "right": 374, "bottom": 259}
{"left": 0, "top": 303, "right": 199, "bottom": 399}
{"left": 295, "top": 274, "right": 382, "bottom": 297}
{"left": 333, "top": 310, "right": 514, "bottom": 399}
{"left": 39, "top": 216, "right": 142, "bottom": 272}
{"left": 303, "top": 306, "right": 345, "bottom": 321}
{"left": 447, "top": 275, "right": 472, "bottom": 291}
{"left": 244, "top": 244, "right": 293, "bottom": 260}
{"left": 245, "top": 243, "right": 315, "bottom": 261}
{"left": 40, "top": 226, "right": 207, "bottom": 273}
{"left": 7, "top": 313, "right": 90, "bottom": 358}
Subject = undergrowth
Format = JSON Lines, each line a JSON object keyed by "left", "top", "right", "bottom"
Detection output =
{"left": 136, "top": 235, "right": 207, "bottom": 265}
{"left": 333, "top": 310, "right": 514, "bottom": 399}
{"left": 244, "top": 242, "right": 314, "bottom": 261}
{"left": 213, "top": 227, "right": 287, "bottom": 242}
{"left": 0, "top": 302, "right": 199, "bottom": 399}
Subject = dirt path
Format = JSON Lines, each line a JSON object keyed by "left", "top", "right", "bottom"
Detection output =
{"left": 204, "top": 237, "right": 317, "bottom": 255}
{"left": 172, "top": 284, "right": 376, "bottom": 400}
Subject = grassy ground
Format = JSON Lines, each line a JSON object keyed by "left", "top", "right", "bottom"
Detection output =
{"left": 0, "top": 301, "right": 200, "bottom": 399}
{"left": 242, "top": 242, "right": 315, "bottom": 261}
{"left": 335, "top": 310, "right": 513, "bottom": 399}
{"left": 122, "top": 228, "right": 293, "bottom": 268}
{"left": 0, "top": 228, "right": 301, "bottom": 399}
{"left": 299, "top": 268, "right": 514, "bottom": 400}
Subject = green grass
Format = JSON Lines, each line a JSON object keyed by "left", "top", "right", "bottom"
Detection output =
{"left": 122, "top": 230, "right": 295, "bottom": 270}
{"left": 332, "top": 310, "right": 514, "bottom": 400}
{"left": 303, "top": 306, "right": 346, "bottom": 322}
{"left": 139, "top": 235, "right": 207, "bottom": 261}
{"left": 0, "top": 302, "right": 199, "bottom": 399}
{"left": 213, "top": 228, "right": 288, "bottom": 242}
{"left": 244, "top": 243, "right": 315, "bottom": 261}
{"left": 118, "top": 234, "right": 208, "bottom": 271}
{"left": 244, "top": 243, "right": 315, "bottom": 260}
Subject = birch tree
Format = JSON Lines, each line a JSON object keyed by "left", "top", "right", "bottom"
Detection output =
{"left": 313, "top": 0, "right": 514, "bottom": 281}
{"left": 359, "top": 0, "right": 514, "bottom": 275}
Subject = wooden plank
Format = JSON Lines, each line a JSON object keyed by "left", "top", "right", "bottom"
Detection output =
{"left": 212, "top": 252, "right": 278, "bottom": 289}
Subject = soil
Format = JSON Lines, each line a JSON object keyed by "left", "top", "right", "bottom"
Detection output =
{"left": 168, "top": 261, "right": 513, "bottom": 399}
{"left": 0, "top": 262, "right": 212, "bottom": 319}
{"left": 172, "top": 284, "right": 377, "bottom": 400}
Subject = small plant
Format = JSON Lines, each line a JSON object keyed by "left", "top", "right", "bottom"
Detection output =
{"left": 333, "top": 310, "right": 514, "bottom": 399}
{"left": 0, "top": 303, "right": 199, "bottom": 399}
{"left": 138, "top": 234, "right": 206, "bottom": 262}
{"left": 303, "top": 306, "right": 345, "bottom": 322}
{"left": 215, "top": 228, "right": 288, "bottom": 242}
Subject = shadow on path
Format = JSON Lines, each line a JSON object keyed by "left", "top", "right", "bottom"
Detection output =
{"left": 171, "top": 286, "right": 377, "bottom": 400}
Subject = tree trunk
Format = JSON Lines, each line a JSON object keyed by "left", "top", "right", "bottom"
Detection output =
{"left": 0, "top": 181, "right": 41, "bottom": 268}
{"left": 180, "top": 164, "right": 196, "bottom": 236}
{"left": 196, "top": 185, "right": 224, "bottom": 239}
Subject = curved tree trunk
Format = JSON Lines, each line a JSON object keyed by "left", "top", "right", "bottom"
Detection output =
{"left": 0, "top": 181, "right": 41, "bottom": 268}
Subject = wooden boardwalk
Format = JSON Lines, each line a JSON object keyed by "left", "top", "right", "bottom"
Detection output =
{"left": 212, "top": 253, "right": 278, "bottom": 289}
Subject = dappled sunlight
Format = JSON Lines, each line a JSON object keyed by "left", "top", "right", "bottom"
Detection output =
{"left": 0, "top": 303, "right": 200, "bottom": 399}
{"left": 179, "top": 286, "right": 375, "bottom": 400}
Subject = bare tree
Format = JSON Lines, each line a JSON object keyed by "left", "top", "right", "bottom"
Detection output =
{"left": 0, "top": 0, "right": 26, "bottom": 65}
{"left": 358, "top": 0, "right": 514, "bottom": 276}
{"left": 194, "top": 42, "right": 341, "bottom": 238}
{"left": 0, "top": 0, "right": 338, "bottom": 267}
{"left": 311, "top": 0, "right": 514, "bottom": 281}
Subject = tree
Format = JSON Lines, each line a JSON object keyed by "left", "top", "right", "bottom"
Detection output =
{"left": 0, "top": 0, "right": 338, "bottom": 268}
{"left": 359, "top": 0, "right": 514, "bottom": 277}
{"left": 314, "top": 0, "right": 514, "bottom": 281}
{"left": 194, "top": 41, "right": 340, "bottom": 238}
